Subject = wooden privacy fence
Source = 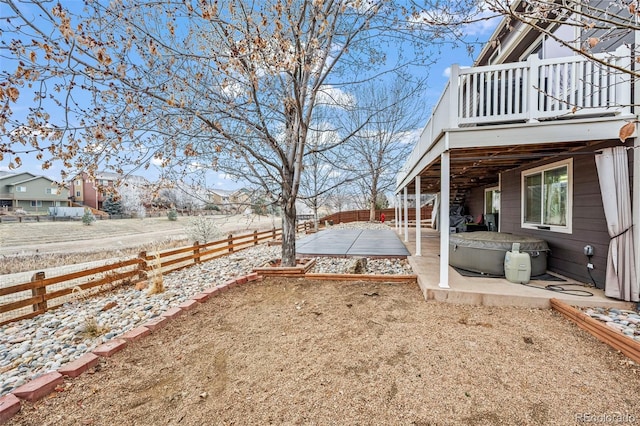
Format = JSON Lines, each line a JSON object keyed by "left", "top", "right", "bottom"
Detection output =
{"left": 0, "top": 222, "right": 313, "bottom": 326}
{"left": 320, "top": 205, "right": 433, "bottom": 225}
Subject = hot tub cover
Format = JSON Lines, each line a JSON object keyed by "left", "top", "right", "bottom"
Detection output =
{"left": 449, "top": 231, "right": 549, "bottom": 252}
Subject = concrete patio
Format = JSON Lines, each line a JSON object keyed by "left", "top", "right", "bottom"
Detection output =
{"left": 399, "top": 226, "right": 635, "bottom": 310}
{"left": 296, "top": 229, "right": 410, "bottom": 258}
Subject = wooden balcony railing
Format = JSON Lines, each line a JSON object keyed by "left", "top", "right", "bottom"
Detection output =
{"left": 397, "top": 45, "right": 632, "bottom": 187}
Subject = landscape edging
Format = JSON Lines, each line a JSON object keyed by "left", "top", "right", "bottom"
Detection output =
{"left": 1, "top": 274, "right": 258, "bottom": 424}
{"left": 2, "top": 270, "right": 414, "bottom": 424}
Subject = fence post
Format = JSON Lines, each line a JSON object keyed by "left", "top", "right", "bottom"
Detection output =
{"left": 193, "top": 241, "right": 201, "bottom": 264}
{"left": 272, "top": 227, "right": 276, "bottom": 240}
{"left": 228, "top": 234, "right": 234, "bottom": 253}
{"left": 253, "top": 230, "right": 258, "bottom": 245}
{"left": 138, "top": 251, "right": 149, "bottom": 282}
{"left": 31, "top": 271, "right": 47, "bottom": 313}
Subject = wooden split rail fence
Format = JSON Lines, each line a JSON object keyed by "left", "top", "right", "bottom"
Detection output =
{"left": 0, "top": 222, "right": 313, "bottom": 326}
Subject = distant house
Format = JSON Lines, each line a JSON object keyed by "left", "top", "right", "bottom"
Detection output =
{"left": 70, "top": 171, "right": 148, "bottom": 211}
{"left": 69, "top": 171, "right": 117, "bottom": 210}
{"left": 209, "top": 188, "right": 251, "bottom": 214}
{"left": 0, "top": 172, "right": 70, "bottom": 213}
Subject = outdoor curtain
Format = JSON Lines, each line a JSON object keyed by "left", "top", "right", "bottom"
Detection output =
{"left": 595, "top": 146, "right": 638, "bottom": 302}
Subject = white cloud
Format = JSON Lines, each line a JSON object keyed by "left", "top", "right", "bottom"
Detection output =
{"left": 316, "top": 85, "right": 355, "bottom": 109}
{"left": 463, "top": 10, "right": 501, "bottom": 36}
{"left": 410, "top": 8, "right": 500, "bottom": 37}
{"left": 442, "top": 65, "right": 470, "bottom": 78}
{"left": 394, "top": 128, "right": 422, "bottom": 145}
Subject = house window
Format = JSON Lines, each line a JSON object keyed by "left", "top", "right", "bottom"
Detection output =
{"left": 31, "top": 200, "right": 42, "bottom": 207}
{"left": 521, "top": 159, "right": 572, "bottom": 233}
{"left": 45, "top": 188, "right": 59, "bottom": 195}
{"left": 76, "top": 191, "right": 81, "bottom": 197}
{"left": 15, "top": 186, "right": 26, "bottom": 193}
{"left": 76, "top": 180, "right": 82, "bottom": 186}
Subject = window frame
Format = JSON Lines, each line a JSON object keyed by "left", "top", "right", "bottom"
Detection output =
{"left": 30, "top": 200, "right": 43, "bottom": 207}
{"left": 484, "top": 186, "right": 500, "bottom": 215}
{"left": 521, "top": 158, "right": 573, "bottom": 234}
{"left": 519, "top": 24, "right": 579, "bottom": 61}
{"left": 15, "top": 186, "right": 27, "bottom": 193}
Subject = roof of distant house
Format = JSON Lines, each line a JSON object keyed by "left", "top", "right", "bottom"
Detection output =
{"left": 0, "top": 172, "right": 66, "bottom": 186}
{"left": 209, "top": 188, "right": 234, "bottom": 197}
{"left": 78, "top": 170, "right": 148, "bottom": 184}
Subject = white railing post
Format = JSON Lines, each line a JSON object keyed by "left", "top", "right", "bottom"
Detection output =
{"left": 527, "top": 55, "right": 540, "bottom": 122}
{"left": 449, "top": 64, "right": 460, "bottom": 128}
{"left": 614, "top": 45, "right": 632, "bottom": 113}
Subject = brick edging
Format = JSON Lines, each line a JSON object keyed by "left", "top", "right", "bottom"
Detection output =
{"left": 1, "top": 273, "right": 260, "bottom": 424}
{"left": 3, "top": 271, "right": 409, "bottom": 423}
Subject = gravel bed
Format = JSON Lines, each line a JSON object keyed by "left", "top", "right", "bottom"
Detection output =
{"left": 0, "top": 223, "right": 413, "bottom": 397}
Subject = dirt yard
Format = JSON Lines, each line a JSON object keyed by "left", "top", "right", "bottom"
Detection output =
{"left": 8, "top": 278, "right": 640, "bottom": 425}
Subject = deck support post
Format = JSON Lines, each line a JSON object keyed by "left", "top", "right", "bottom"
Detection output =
{"left": 415, "top": 175, "right": 421, "bottom": 256}
{"left": 403, "top": 187, "right": 409, "bottom": 242}
{"left": 439, "top": 151, "right": 451, "bottom": 288}
{"left": 634, "top": 129, "right": 640, "bottom": 300}
{"left": 396, "top": 194, "right": 402, "bottom": 235}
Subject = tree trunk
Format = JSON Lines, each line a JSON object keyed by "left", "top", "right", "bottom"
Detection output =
{"left": 313, "top": 202, "right": 319, "bottom": 232}
{"left": 281, "top": 200, "right": 297, "bottom": 267}
{"left": 281, "top": 164, "right": 297, "bottom": 267}
{"left": 369, "top": 190, "right": 377, "bottom": 222}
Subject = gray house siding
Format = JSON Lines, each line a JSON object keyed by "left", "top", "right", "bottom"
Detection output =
{"left": 473, "top": 140, "right": 633, "bottom": 288}
{"left": 0, "top": 173, "right": 70, "bottom": 212}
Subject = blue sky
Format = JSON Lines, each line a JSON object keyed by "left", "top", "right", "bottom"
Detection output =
{"left": 0, "top": 4, "right": 500, "bottom": 190}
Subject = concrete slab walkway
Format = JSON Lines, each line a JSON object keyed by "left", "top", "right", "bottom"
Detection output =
{"left": 296, "top": 229, "right": 410, "bottom": 258}
{"left": 400, "top": 226, "right": 635, "bottom": 310}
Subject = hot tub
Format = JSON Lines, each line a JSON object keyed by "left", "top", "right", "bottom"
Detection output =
{"left": 449, "top": 231, "right": 549, "bottom": 276}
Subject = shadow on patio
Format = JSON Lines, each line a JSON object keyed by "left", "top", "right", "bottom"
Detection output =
{"left": 399, "top": 226, "right": 635, "bottom": 310}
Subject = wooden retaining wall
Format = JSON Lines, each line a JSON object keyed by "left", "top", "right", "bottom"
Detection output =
{"left": 551, "top": 298, "right": 640, "bottom": 364}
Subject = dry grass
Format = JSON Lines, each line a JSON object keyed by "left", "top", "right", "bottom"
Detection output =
{"left": 146, "top": 251, "right": 165, "bottom": 295}
{"left": 0, "top": 214, "right": 279, "bottom": 274}
{"left": 0, "top": 239, "right": 189, "bottom": 275}
{"left": 83, "top": 317, "right": 109, "bottom": 338}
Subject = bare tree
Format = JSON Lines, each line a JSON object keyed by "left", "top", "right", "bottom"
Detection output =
{"left": 117, "top": 183, "right": 148, "bottom": 218}
{"left": 298, "top": 109, "right": 358, "bottom": 230}
{"left": 1, "top": 0, "right": 440, "bottom": 266}
{"left": 340, "top": 76, "right": 425, "bottom": 222}
{"left": 156, "top": 185, "right": 206, "bottom": 212}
